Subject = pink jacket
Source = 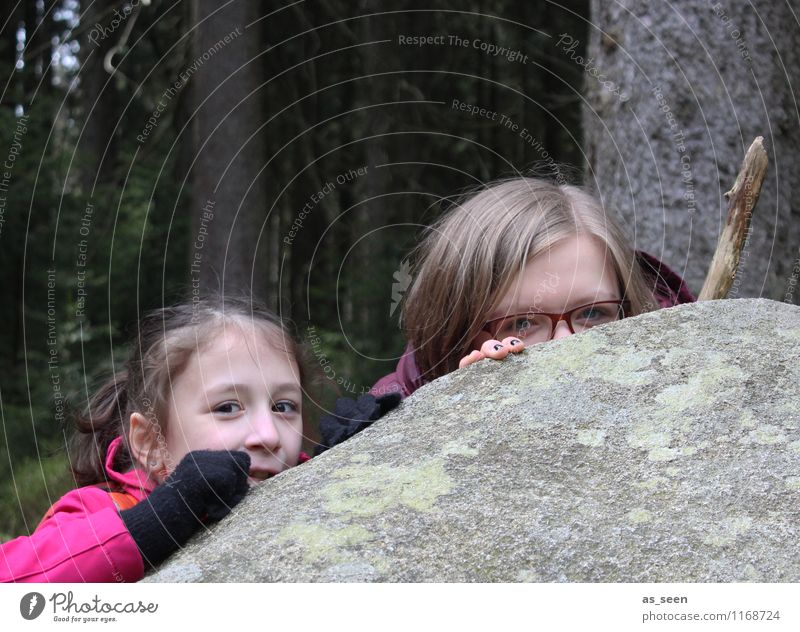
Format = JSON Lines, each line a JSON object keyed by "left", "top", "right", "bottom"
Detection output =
{"left": 371, "top": 250, "right": 696, "bottom": 399}
{"left": 0, "top": 436, "right": 155, "bottom": 583}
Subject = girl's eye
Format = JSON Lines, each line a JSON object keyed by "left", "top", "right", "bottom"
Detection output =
{"left": 513, "top": 318, "right": 532, "bottom": 331}
{"left": 272, "top": 401, "right": 299, "bottom": 414}
{"left": 214, "top": 401, "right": 243, "bottom": 414}
{"left": 579, "top": 305, "right": 617, "bottom": 321}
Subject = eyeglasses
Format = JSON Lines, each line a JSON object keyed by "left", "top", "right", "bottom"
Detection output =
{"left": 483, "top": 300, "right": 628, "bottom": 343}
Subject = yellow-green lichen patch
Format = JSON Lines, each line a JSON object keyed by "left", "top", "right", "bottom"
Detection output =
{"left": 784, "top": 476, "right": 800, "bottom": 490}
{"left": 647, "top": 447, "right": 677, "bottom": 462}
{"left": 627, "top": 420, "right": 701, "bottom": 463}
{"left": 576, "top": 428, "right": 607, "bottom": 447}
{"left": 647, "top": 445, "right": 697, "bottom": 463}
{"left": 485, "top": 384, "right": 523, "bottom": 409}
{"left": 322, "top": 459, "right": 453, "bottom": 518}
{"left": 349, "top": 453, "right": 372, "bottom": 464}
{"left": 517, "top": 569, "right": 542, "bottom": 581}
{"left": 743, "top": 425, "right": 787, "bottom": 445}
{"left": 592, "top": 349, "right": 659, "bottom": 386}
{"left": 654, "top": 363, "right": 745, "bottom": 414}
{"left": 634, "top": 476, "right": 670, "bottom": 491}
{"left": 776, "top": 327, "right": 800, "bottom": 343}
{"left": 738, "top": 410, "right": 758, "bottom": 429}
{"left": 530, "top": 334, "right": 608, "bottom": 387}
{"left": 702, "top": 516, "right": 753, "bottom": 547}
{"left": 628, "top": 422, "right": 672, "bottom": 449}
{"left": 369, "top": 556, "right": 393, "bottom": 576}
{"left": 275, "top": 523, "right": 374, "bottom": 564}
{"left": 627, "top": 508, "right": 654, "bottom": 524}
{"left": 743, "top": 564, "right": 764, "bottom": 582}
{"left": 441, "top": 438, "right": 479, "bottom": 458}
{"left": 789, "top": 440, "right": 800, "bottom": 454}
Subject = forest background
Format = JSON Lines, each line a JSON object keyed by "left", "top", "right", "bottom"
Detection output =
{"left": 1, "top": 0, "right": 797, "bottom": 539}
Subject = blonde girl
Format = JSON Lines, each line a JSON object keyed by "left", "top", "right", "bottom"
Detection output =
{"left": 316, "top": 177, "right": 694, "bottom": 451}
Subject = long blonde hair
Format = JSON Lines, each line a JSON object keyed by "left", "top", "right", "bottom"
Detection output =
{"left": 402, "top": 177, "right": 657, "bottom": 381}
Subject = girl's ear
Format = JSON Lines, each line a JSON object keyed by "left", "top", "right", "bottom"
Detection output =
{"left": 128, "top": 412, "right": 164, "bottom": 473}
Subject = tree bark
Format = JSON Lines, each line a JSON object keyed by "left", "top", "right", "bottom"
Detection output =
{"left": 189, "top": 0, "right": 268, "bottom": 300}
{"left": 78, "top": 0, "right": 118, "bottom": 195}
{"left": 583, "top": 0, "right": 799, "bottom": 301}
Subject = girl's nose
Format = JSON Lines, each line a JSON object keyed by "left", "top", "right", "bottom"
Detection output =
{"left": 246, "top": 413, "right": 281, "bottom": 452}
{"left": 552, "top": 318, "right": 573, "bottom": 340}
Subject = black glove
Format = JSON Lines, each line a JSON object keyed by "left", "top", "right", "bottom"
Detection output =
{"left": 315, "top": 393, "right": 402, "bottom": 456}
{"left": 120, "top": 450, "right": 250, "bottom": 568}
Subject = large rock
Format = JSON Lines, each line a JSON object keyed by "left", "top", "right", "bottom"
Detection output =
{"left": 146, "top": 299, "right": 800, "bottom": 582}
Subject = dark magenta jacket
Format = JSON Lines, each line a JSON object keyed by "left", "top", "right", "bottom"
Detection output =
{"left": 370, "top": 250, "right": 696, "bottom": 399}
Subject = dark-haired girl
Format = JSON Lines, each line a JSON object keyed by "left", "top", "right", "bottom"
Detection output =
{"left": 1, "top": 298, "right": 309, "bottom": 582}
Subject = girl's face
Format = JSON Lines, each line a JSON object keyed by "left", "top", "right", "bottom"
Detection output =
{"left": 478, "top": 234, "right": 622, "bottom": 347}
{"left": 152, "top": 330, "right": 303, "bottom": 485}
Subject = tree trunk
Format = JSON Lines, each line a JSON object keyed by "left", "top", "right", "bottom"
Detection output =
{"left": 189, "top": 0, "right": 268, "bottom": 300}
{"left": 583, "top": 0, "right": 799, "bottom": 301}
{"left": 78, "top": 0, "right": 118, "bottom": 195}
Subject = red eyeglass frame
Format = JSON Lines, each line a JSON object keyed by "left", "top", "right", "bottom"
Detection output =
{"left": 482, "top": 299, "right": 629, "bottom": 340}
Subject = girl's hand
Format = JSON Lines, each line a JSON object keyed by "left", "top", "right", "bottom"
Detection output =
{"left": 120, "top": 450, "right": 250, "bottom": 567}
{"left": 315, "top": 393, "right": 402, "bottom": 455}
{"left": 458, "top": 337, "right": 525, "bottom": 369}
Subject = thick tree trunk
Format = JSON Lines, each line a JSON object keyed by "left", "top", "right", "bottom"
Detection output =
{"left": 583, "top": 0, "right": 799, "bottom": 301}
{"left": 79, "top": 0, "right": 118, "bottom": 194}
{"left": 189, "top": 0, "right": 268, "bottom": 300}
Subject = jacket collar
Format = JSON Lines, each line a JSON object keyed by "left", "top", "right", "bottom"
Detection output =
{"left": 104, "top": 436, "right": 156, "bottom": 500}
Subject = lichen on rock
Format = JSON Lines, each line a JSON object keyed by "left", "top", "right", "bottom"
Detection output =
{"left": 145, "top": 299, "right": 800, "bottom": 582}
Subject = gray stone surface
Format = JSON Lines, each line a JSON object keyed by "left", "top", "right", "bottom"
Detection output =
{"left": 146, "top": 299, "right": 800, "bottom": 582}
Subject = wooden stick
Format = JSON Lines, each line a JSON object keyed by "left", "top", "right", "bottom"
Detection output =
{"left": 698, "top": 136, "right": 769, "bottom": 301}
